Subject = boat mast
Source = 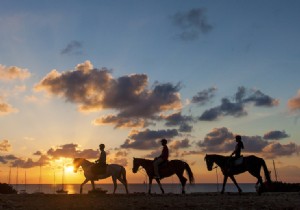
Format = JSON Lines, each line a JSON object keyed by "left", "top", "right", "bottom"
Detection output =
{"left": 273, "top": 160, "right": 278, "bottom": 182}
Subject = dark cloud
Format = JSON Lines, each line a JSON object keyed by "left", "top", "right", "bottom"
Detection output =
{"left": 262, "top": 142, "right": 299, "bottom": 159}
{"left": 197, "top": 127, "right": 235, "bottom": 152}
{"left": 191, "top": 87, "right": 217, "bottom": 105}
{"left": 197, "top": 127, "right": 299, "bottom": 159}
{"left": 11, "top": 155, "right": 50, "bottom": 168}
{"left": 35, "top": 61, "right": 182, "bottom": 128}
{"left": 144, "top": 150, "right": 161, "bottom": 159}
{"left": 0, "top": 154, "right": 18, "bottom": 164}
{"left": 47, "top": 143, "right": 99, "bottom": 159}
{"left": 170, "top": 138, "right": 191, "bottom": 150}
{"left": 172, "top": 8, "right": 213, "bottom": 41}
{"left": 263, "top": 130, "right": 289, "bottom": 140}
{"left": 288, "top": 90, "right": 300, "bottom": 111}
{"left": 61, "top": 40, "right": 83, "bottom": 55}
{"left": 199, "top": 86, "right": 279, "bottom": 121}
{"left": 120, "top": 129, "right": 178, "bottom": 150}
{"left": 179, "top": 123, "right": 193, "bottom": 132}
{"left": 163, "top": 112, "right": 194, "bottom": 132}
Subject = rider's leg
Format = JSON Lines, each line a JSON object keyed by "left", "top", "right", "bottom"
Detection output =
{"left": 153, "top": 158, "right": 163, "bottom": 178}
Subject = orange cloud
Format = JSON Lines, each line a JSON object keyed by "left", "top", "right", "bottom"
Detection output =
{"left": 0, "top": 64, "right": 31, "bottom": 80}
{"left": 288, "top": 90, "right": 300, "bottom": 111}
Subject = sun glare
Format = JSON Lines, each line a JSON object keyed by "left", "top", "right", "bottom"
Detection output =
{"left": 65, "top": 166, "right": 74, "bottom": 173}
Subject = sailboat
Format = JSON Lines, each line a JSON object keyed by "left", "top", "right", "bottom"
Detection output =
{"left": 56, "top": 165, "right": 68, "bottom": 194}
{"left": 19, "top": 170, "right": 28, "bottom": 194}
{"left": 32, "top": 165, "right": 44, "bottom": 194}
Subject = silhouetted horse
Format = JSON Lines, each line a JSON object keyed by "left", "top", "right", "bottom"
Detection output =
{"left": 132, "top": 158, "right": 194, "bottom": 194}
{"left": 73, "top": 158, "right": 129, "bottom": 194}
{"left": 204, "top": 154, "right": 271, "bottom": 194}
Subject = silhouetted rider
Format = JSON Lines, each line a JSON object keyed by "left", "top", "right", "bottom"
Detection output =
{"left": 153, "top": 139, "right": 169, "bottom": 179}
{"left": 230, "top": 135, "right": 244, "bottom": 158}
{"left": 95, "top": 144, "right": 107, "bottom": 174}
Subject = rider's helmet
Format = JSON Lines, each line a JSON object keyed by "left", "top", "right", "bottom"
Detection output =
{"left": 99, "top": 144, "right": 105, "bottom": 149}
{"left": 161, "top": 139, "right": 167, "bottom": 145}
{"left": 235, "top": 135, "right": 242, "bottom": 142}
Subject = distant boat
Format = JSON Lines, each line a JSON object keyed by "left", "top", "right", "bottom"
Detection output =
{"left": 19, "top": 170, "right": 28, "bottom": 194}
{"left": 33, "top": 165, "right": 44, "bottom": 194}
{"left": 56, "top": 165, "right": 68, "bottom": 194}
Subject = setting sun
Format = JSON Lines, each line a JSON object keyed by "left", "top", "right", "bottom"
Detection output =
{"left": 65, "top": 166, "right": 74, "bottom": 173}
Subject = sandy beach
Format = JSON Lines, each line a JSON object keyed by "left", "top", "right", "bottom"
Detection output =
{"left": 0, "top": 192, "right": 299, "bottom": 210}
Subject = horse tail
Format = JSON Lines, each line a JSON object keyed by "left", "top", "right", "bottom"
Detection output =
{"left": 184, "top": 162, "right": 195, "bottom": 184}
{"left": 261, "top": 158, "right": 271, "bottom": 183}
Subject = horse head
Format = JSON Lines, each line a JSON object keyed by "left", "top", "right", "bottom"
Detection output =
{"left": 73, "top": 158, "right": 83, "bottom": 173}
{"left": 132, "top": 158, "right": 142, "bottom": 173}
{"left": 204, "top": 154, "right": 214, "bottom": 171}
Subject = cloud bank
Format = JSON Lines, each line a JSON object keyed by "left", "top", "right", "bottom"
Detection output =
{"left": 199, "top": 86, "right": 279, "bottom": 121}
{"left": 35, "top": 61, "right": 182, "bottom": 128}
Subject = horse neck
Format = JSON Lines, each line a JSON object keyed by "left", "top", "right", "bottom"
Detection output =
{"left": 138, "top": 159, "right": 153, "bottom": 171}
{"left": 79, "top": 159, "right": 93, "bottom": 169}
{"left": 211, "top": 155, "right": 228, "bottom": 169}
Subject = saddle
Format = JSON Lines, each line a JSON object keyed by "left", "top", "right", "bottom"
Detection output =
{"left": 158, "top": 160, "right": 169, "bottom": 168}
{"left": 233, "top": 156, "right": 243, "bottom": 166}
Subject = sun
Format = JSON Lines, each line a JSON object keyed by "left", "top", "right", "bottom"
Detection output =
{"left": 65, "top": 166, "right": 74, "bottom": 173}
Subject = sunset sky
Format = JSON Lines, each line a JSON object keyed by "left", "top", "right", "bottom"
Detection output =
{"left": 1, "top": 0, "right": 300, "bottom": 185}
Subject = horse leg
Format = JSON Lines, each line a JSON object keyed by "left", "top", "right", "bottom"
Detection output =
{"left": 80, "top": 178, "right": 89, "bottom": 194}
{"left": 91, "top": 180, "right": 95, "bottom": 191}
{"left": 229, "top": 175, "right": 242, "bottom": 194}
{"left": 177, "top": 174, "right": 187, "bottom": 194}
{"left": 156, "top": 178, "right": 164, "bottom": 194}
{"left": 117, "top": 177, "right": 129, "bottom": 194}
{"left": 112, "top": 177, "right": 117, "bottom": 194}
{"left": 148, "top": 178, "right": 153, "bottom": 194}
{"left": 221, "top": 175, "right": 228, "bottom": 194}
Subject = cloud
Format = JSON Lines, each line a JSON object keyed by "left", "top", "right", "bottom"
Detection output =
{"left": 263, "top": 130, "right": 289, "bottom": 140}
{"left": 11, "top": 155, "right": 50, "bottom": 168}
{"left": 172, "top": 8, "right": 213, "bottom": 41}
{"left": 197, "top": 127, "right": 235, "bottom": 152}
{"left": 109, "top": 157, "right": 128, "bottom": 167}
{"left": 191, "top": 87, "right": 217, "bottom": 105}
{"left": 35, "top": 61, "right": 182, "bottom": 128}
{"left": 199, "top": 86, "right": 279, "bottom": 121}
{"left": 0, "top": 64, "right": 31, "bottom": 80}
{"left": 144, "top": 150, "right": 161, "bottom": 159}
{"left": 169, "top": 138, "right": 191, "bottom": 150}
{"left": 120, "top": 129, "right": 178, "bottom": 150}
{"left": 262, "top": 142, "right": 299, "bottom": 159}
{"left": 0, "top": 140, "right": 11, "bottom": 151}
{"left": 0, "top": 154, "right": 18, "bottom": 164}
{"left": 61, "top": 40, "right": 83, "bottom": 55}
{"left": 288, "top": 90, "right": 300, "bottom": 111}
{"left": 46, "top": 143, "right": 99, "bottom": 159}
{"left": 162, "top": 112, "right": 194, "bottom": 132}
{"left": 197, "top": 127, "right": 299, "bottom": 159}
{"left": 0, "top": 102, "right": 18, "bottom": 115}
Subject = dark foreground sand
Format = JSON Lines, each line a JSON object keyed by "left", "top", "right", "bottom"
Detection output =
{"left": 0, "top": 192, "right": 299, "bottom": 210}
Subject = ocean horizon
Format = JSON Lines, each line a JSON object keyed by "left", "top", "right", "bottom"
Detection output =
{"left": 10, "top": 183, "right": 257, "bottom": 194}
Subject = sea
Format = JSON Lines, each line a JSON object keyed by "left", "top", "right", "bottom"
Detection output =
{"left": 11, "top": 183, "right": 257, "bottom": 194}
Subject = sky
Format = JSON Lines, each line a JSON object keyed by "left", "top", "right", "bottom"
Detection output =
{"left": 1, "top": 0, "right": 300, "bottom": 185}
